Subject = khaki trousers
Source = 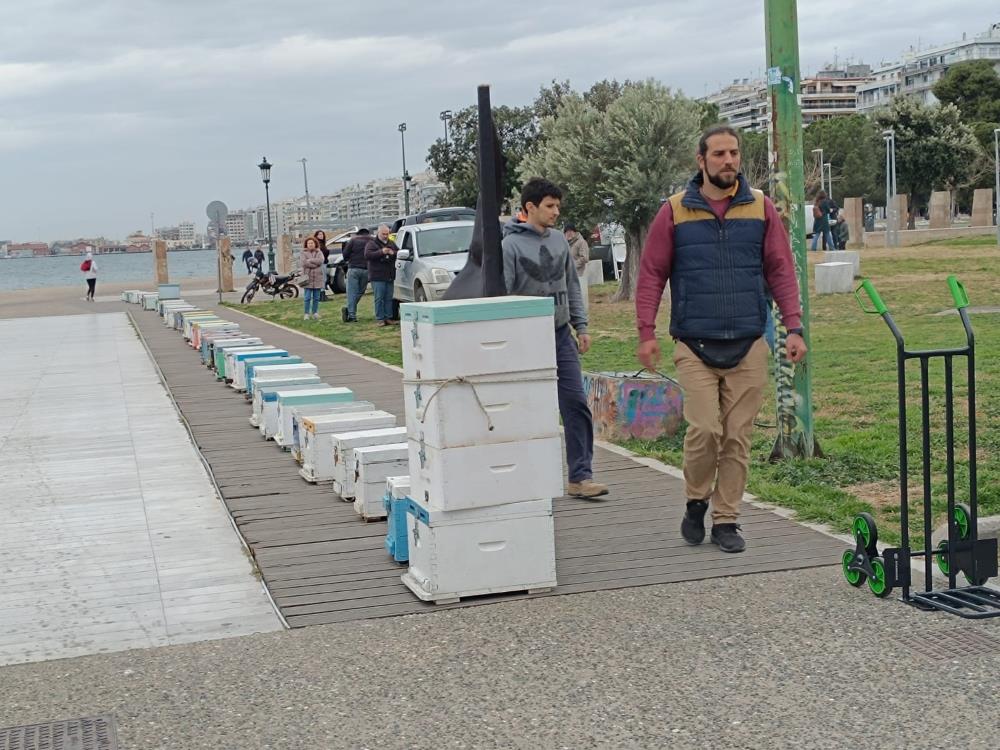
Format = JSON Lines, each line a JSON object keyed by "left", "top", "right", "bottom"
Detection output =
{"left": 672, "top": 337, "right": 769, "bottom": 523}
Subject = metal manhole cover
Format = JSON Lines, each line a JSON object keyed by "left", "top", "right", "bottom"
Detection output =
{"left": 898, "top": 628, "right": 1000, "bottom": 661}
{"left": 0, "top": 716, "right": 119, "bottom": 750}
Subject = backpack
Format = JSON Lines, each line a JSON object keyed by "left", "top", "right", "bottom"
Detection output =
{"left": 812, "top": 204, "right": 823, "bottom": 219}
{"left": 80, "top": 259, "right": 92, "bottom": 272}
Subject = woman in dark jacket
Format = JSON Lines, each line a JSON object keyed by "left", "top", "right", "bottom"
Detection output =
{"left": 364, "top": 225, "right": 398, "bottom": 327}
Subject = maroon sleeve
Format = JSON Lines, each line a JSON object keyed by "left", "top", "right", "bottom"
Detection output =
{"left": 762, "top": 197, "right": 802, "bottom": 331}
{"left": 635, "top": 202, "right": 675, "bottom": 343}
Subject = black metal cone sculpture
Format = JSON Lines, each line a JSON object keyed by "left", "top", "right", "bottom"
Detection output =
{"left": 442, "top": 84, "right": 506, "bottom": 300}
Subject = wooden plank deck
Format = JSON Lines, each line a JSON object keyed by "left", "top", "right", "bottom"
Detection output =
{"left": 128, "top": 302, "right": 844, "bottom": 627}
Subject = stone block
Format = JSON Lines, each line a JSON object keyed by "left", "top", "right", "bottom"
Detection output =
{"left": 815, "top": 261, "right": 853, "bottom": 294}
{"left": 823, "top": 250, "right": 860, "bottom": 278}
{"left": 929, "top": 191, "right": 951, "bottom": 229}
{"left": 153, "top": 240, "right": 169, "bottom": 284}
{"left": 584, "top": 259, "right": 605, "bottom": 286}
{"left": 844, "top": 197, "right": 864, "bottom": 249}
{"left": 971, "top": 188, "right": 994, "bottom": 228}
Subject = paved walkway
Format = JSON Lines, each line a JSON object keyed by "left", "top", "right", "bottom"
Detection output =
{"left": 0, "top": 313, "right": 280, "bottom": 666}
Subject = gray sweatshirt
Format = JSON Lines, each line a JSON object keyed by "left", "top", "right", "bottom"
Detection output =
{"left": 501, "top": 219, "right": 588, "bottom": 334}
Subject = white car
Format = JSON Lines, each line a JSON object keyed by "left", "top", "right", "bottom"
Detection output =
{"left": 393, "top": 220, "right": 474, "bottom": 303}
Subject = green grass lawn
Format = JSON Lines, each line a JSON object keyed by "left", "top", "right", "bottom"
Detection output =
{"left": 230, "top": 243, "right": 1000, "bottom": 546}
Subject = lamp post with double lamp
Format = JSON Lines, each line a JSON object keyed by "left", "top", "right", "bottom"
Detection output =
{"left": 994, "top": 128, "right": 999, "bottom": 246}
{"left": 398, "top": 122, "right": 410, "bottom": 215}
{"left": 258, "top": 156, "right": 275, "bottom": 272}
{"left": 883, "top": 130, "right": 898, "bottom": 248}
{"left": 811, "top": 147, "right": 824, "bottom": 194}
{"left": 440, "top": 110, "right": 452, "bottom": 150}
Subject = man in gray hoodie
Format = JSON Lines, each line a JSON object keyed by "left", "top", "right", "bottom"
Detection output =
{"left": 502, "top": 178, "right": 608, "bottom": 499}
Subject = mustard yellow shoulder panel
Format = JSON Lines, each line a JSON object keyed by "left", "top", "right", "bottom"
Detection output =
{"left": 725, "top": 189, "right": 766, "bottom": 221}
{"left": 669, "top": 192, "right": 713, "bottom": 226}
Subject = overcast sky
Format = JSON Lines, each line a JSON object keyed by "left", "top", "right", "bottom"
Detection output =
{"left": 1, "top": 0, "right": 996, "bottom": 242}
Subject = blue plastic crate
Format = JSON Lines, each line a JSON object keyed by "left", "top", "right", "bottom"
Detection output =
{"left": 384, "top": 492, "right": 411, "bottom": 563}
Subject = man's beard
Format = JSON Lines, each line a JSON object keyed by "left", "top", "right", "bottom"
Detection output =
{"left": 707, "top": 169, "right": 738, "bottom": 189}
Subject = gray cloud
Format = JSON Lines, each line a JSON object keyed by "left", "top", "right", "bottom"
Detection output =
{"left": 0, "top": 0, "right": 995, "bottom": 241}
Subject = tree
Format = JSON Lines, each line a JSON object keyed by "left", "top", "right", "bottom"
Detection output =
{"left": 426, "top": 104, "right": 538, "bottom": 210}
{"left": 584, "top": 79, "right": 635, "bottom": 112}
{"left": 739, "top": 130, "right": 770, "bottom": 190}
{"left": 873, "top": 98, "right": 984, "bottom": 224}
{"left": 803, "top": 115, "right": 884, "bottom": 205}
{"left": 933, "top": 60, "right": 1000, "bottom": 123}
{"left": 521, "top": 80, "right": 703, "bottom": 301}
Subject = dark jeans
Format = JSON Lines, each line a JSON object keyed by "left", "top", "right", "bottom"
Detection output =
{"left": 346, "top": 268, "right": 368, "bottom": 319}
{"left": 372, "top": 280, "right": 393, "bottom": 321}
{"left": 86, "top": 278, "right": 96, "bottom": 299}
{"left": 555, "top": 324, "right": 594, "bottom": 483}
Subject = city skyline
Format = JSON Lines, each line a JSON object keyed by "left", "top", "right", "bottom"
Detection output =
{"left": 0, "top": 0, "right": 995, "bottom": 242}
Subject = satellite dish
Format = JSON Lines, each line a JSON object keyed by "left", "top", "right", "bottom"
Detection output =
{"left": 206, "top": 200, "right": 229, "bottom": 234}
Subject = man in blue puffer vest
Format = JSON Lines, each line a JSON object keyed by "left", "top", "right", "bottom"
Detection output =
{"left": 635, "top": 125, "right": 807, "bottom": 553}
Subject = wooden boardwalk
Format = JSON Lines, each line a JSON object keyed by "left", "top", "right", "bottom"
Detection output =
{"left": 128, "top": 302, "right": 843, "bottom": 627}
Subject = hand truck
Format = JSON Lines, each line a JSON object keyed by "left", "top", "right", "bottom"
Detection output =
{"left": 842, "top": 276, "right": 1000, "bottom": 618}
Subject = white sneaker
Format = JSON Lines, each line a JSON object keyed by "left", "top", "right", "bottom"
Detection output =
{"left": 303, "top": 314, "right": 310, "bottom": 320}
{"left": 313, "top": 313, "right": 320, "bottom": 320}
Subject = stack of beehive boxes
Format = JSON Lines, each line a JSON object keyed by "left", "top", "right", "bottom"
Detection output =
{"left": 399, "top": 296, "right": 562, "bottom": 604}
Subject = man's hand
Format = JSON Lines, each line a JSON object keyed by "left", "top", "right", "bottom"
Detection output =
{"left": 577, "top": 333, "right": 592, "bottom": 355}
{"left": 786, "top": 333, "right": 807, "bottom": 363}
{"left": 637, "top": 339, "right": 661, "bottom": 370}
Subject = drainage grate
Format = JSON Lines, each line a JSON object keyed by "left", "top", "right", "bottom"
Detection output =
{"left": 0, "top": 716, "right": 119, "bottom": 750}
{"left": 897, "top": 628, "right": 1000, "bottom": 661}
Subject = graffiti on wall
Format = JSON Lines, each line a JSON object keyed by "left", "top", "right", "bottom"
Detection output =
{"left": 583, "top": 371, "right": 684, "bottom": 441}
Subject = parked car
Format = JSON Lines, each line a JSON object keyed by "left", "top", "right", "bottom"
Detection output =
{"left": 323, "top": 227, "right": 362, "bottom": 294}
{"left": 393, "top": 220, "right": 474, "bottom": 302}
{"left": 389, "top": 206, "right": 476, "bottom": 235}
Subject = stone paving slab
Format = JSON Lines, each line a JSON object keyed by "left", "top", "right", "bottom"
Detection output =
{"left": 0, "top": 313, "right": 280, "bottom": 666}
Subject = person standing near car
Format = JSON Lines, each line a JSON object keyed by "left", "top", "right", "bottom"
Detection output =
{"left": 502, "top": 178, "right": 608, "bottom": 500}
{"left": 314, "top": 230, "right": 329, "bottom": 263}
{"left": 300, "top": 236, "right": 325, "bottom": 320}
{"left": 635, "top": 124, "right": 806, "bottom": 553}
{"left": 364, "top": 224, "right": 398, "bottom": 327}
{"left": 342, "top": 228, "right": 371, "bottom": 322}
{"left": 564, "top": 223, "right": 590, "bottom": 277}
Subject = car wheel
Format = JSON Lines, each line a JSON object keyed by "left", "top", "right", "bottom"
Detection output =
{"left": 332, "top": 268, "right": 346, "bottom": 294}
{"left": 414, "top": 283, "right": 427, "bottom": 302}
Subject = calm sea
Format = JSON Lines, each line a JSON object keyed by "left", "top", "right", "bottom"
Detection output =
{"left": 0, "top": 250, "right": 233, "bottom": 291}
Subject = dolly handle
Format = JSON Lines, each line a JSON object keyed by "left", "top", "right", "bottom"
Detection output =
{"left": 947, "top": 276, "right": 969, "bottom": 309}
{"left": 855, "top": 279, "right": 887, "bottom": 315}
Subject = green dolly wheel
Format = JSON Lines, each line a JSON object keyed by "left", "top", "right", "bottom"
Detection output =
{"left": 852, "top": 512, "right": 879, "bottom": 555}
{"left": 867, "top": 557, "right": 893, "bottom": 598}
{"left": 841, "top": 549, "right": 866, "bottom": 587}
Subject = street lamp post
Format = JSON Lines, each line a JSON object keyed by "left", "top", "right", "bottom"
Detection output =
{"left": 824, "top": 162, "right": 833, "bottom": 203}
{"left": 298, "top": 157, "right": 311, "bottom": 217}
{"left": 811, "top": 147, "right": 824, "bottom": 194}
{"left": 883, "top": 130, "right": 898, "bottom": 248}
{"left": 440, "top": 110, "right": 452, "bottom": 149}
{"left": 398, "top": 122, "right": 410, "bottom": 215}
{"left": 994, "top": 128, "right": 999, "bottom": 246}
{"left": 258, "top": 156, "right": 275, "bottom": 271}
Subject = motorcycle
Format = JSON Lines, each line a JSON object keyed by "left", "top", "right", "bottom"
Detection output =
{"left": 241, "top": 268, "right": 301, "bottom": 304}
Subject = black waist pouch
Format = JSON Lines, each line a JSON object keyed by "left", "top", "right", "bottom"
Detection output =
{"left": 680, "top": 337, "right": 757, "bottom": 369}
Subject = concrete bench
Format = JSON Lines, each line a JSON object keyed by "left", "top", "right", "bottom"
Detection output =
{"left": 815, "top": 261, "right": 854, "bottom": 294}
{"left": 823, "top": 250, "right": 860, "bottom": 278}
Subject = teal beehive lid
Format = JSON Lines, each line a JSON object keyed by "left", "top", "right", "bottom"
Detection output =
{"left": 279, "top": 387, "right": 354, "bottom": 406}
{"left": 400, "top": 295, "right": 553, "bottom": 325}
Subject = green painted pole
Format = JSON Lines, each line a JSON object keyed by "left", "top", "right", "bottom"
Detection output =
{"left": 765, "top": 0, "right": 819, "bottom": 460}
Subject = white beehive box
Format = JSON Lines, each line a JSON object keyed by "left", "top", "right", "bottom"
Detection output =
{"left": 250, "top": 379, "right": 323, "bottom": 427}
{"left": 229, "top": 350, "right": 290, "bottom": 392}
{"left": 405, "top": 372, "right": 558, "bottom": 449}
{"left": 400, "top": 296, "right": 555, "bottom": 381}
{"left": 409, "top": 436, "right": 563, "bottom": 511}
{"left": 182, "top": 313, "right": 220, "bottom": 339}
{"left": 297, "top": 410, "right": 396, "bottom": 482}
{"left": 288, "top": 401, "right": 376, "bottom": 459}
{"left": 351, "top": 443, "right": 409, "bottom": 518}
{"left": 245, "top": 361, "right": 311, "bottom": 399}
{"left": 211, "top": 338, "right": 264, "bottom": 374}
{"left": 331, "top": 427, "right": 408, "bottom": 499}
{"left": 218, "top": 345, "right": 272, "bottom": 378}
{"left": 141, "top": 292, "right": 159, "bottom": 311}
{"left": 274, "top": 388, "right": 354, "bottom": 447}
{"left": 401, "top": 497, "right": 556, "bottom": 604}
{"left": 259, "top": 385, "right": 335, "bottom": 439}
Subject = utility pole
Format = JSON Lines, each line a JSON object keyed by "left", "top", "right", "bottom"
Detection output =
{"left": 298, "top": 158, "right": 311, "bottom": 217}
{"left": 765, "top": 0, "right": 819, "bottom": 459}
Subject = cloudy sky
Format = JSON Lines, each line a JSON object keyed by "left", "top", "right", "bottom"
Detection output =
{"left": 1, "top": 0, "right": 996, "bottom": 242}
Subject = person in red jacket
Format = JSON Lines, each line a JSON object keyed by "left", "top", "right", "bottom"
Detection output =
{"left": 634, "top": 124, "right": 806, "bottom": 553}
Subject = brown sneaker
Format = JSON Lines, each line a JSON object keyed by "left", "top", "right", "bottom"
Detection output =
{"left": 567, "top": 479, "right": 609, "bottom": 499}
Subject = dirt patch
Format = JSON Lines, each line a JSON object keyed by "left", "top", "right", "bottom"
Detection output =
{"left": 847, "top": 480, "right": 908, "bottom": 510}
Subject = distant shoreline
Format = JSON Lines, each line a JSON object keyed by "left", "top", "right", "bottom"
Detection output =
{"left": 0, "top": 246, "right": 210, "bottom": 259}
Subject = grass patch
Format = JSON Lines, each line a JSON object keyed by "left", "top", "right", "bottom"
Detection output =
{"left": 921, "top": 235, "right": 999, "bottom": 248}
{"left": 231, "top": 244, "right": 1000, "bottom": 547}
